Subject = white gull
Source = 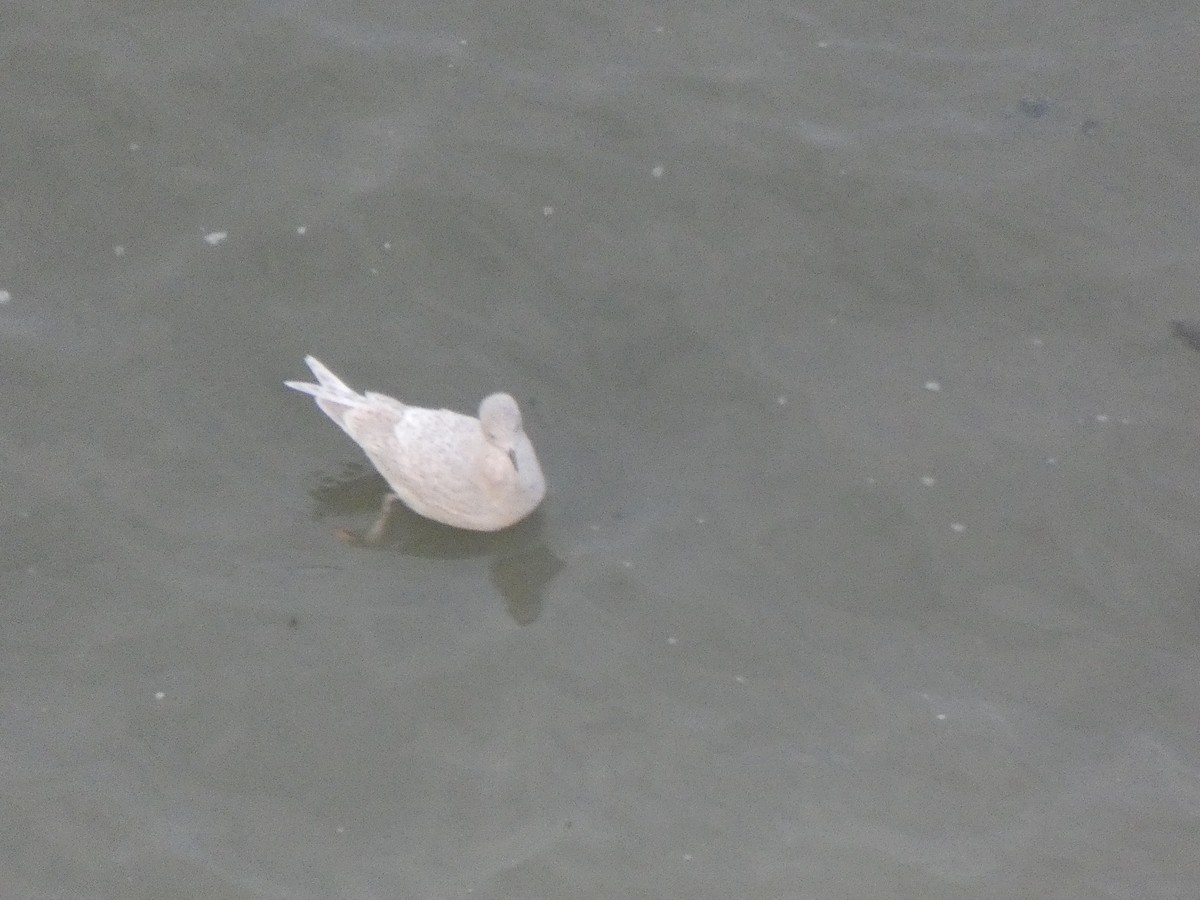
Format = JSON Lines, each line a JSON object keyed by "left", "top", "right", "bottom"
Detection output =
{"left": 286, "top": 355, "right": 546, "bottom": 537}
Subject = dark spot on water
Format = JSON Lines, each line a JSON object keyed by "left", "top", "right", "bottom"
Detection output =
{"left": 1171, "top": 320, "right": 1200, "bottom": 352}
{"left": 1081, "top": 118, "right": 1100, "bottom": 136}
{"left": 1017, "top": 97, "right": 1051, "bottom": 118}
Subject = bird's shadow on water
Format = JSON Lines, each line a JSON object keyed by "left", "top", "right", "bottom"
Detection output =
{"left": 305, "top": 463, "right": 562, "bottom": 624}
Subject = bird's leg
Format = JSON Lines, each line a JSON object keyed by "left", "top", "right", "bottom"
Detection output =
{"left": 364, "top": 493, "right": 401, "bottom": 544}
{"left": 336, "top": 493, "right": 400, "bottom": 546}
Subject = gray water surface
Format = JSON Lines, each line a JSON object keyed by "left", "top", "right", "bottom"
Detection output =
{"left": 3, "top": 1, "right": 1199, "bottom": 897}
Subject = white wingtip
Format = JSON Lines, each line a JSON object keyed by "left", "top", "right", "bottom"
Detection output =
{"left": 284, "top": 379, "right": 319, "bottom": 396}
{"left": 302, "top": 355, "right": 353, "bottom": 393}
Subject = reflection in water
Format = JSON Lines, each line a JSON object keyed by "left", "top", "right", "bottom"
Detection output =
{"left": 303, "top": 462, "right": 562, "bottom": 623}
{"left": 307, "top": 461, "right": 390, "bottom": 519}
{"left": 489, "top": 539, "right": 564, "bottom": 625}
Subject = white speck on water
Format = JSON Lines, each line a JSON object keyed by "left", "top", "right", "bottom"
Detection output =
{"left": 382, "top": 241, "right": 391, "bottom": 250}
{"left": 936, "top": 713, "right": 947, "bottom": 721}
{"left": 369, "top": 267, "right": 378, "bottom": 275}
{"left": 776, "top": 394, "right": 788, "bottom": 405}
{"left": 950, "top": 522, "right": 965, "bottom": 533}
{"left": 651, "top": 164, "right": 665, "bottom": 178}
{"left": 667, "top": 636, "right": 678, "bottom": 645}
{"left": 818, "top": 40, "right": 830, "bottom": 48}
{"left": 542, "top": 206, "right": 554, "bottom": 216}
{"left": 621, "top": 560, "right": 632, "bottom": 569}
{"left": 735, "top": 675, "right": 746, "bottom": 684}
{"left": 924, "top": 380, "right": 942, "bottom": 392}
{"left": 296, "top": 225, "right": 307, "bottom": 235}
{"left": 1119, "top": 417, "right": 1130, "bottom": 425}
{"left": 0, "top": 289, "right": 11, "bottom": 304}
{"left": 695, "top": 516, "right": 706, "bottom": 525}
{"left": 204, "top": 231, "right": 228, "bottom": 246}
{"left": 1029, "top": 336, "right": 1043, "bottom": 347}
{"left": 1046, "top": 457, "right": 1057, "bottom": 465}
{"left": 1095, "top": 414, "right": 1109, "bottom": 423}
{"left": 459, "top": 39, "right": 467, "bottom": 45}
{"left": 683, "top": 854, "right": 693, "bottom": 861}
{"left": 113, "top": 245, "right": 125, "bottom": 256}
{"left": 154, "top": 691, "right": 165, "bottom": 700}
{"left": 920, "top": 476, "right": 936, "bottom": 486}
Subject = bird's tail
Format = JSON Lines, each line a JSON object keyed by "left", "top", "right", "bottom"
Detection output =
{"left": 285, "top": 356, "right": 375, "bottom": 433}
{"left": 285, "top": 355, "right": 362, "bottom": 401}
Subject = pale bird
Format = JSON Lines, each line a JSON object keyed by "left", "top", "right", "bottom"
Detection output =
{"left": 286, "top": 356, "right": 546, "bottom": 538}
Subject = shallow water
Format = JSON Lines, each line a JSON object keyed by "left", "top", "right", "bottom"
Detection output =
{"left": 3, "top": 1, "right": 1199, "bottom": 897}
